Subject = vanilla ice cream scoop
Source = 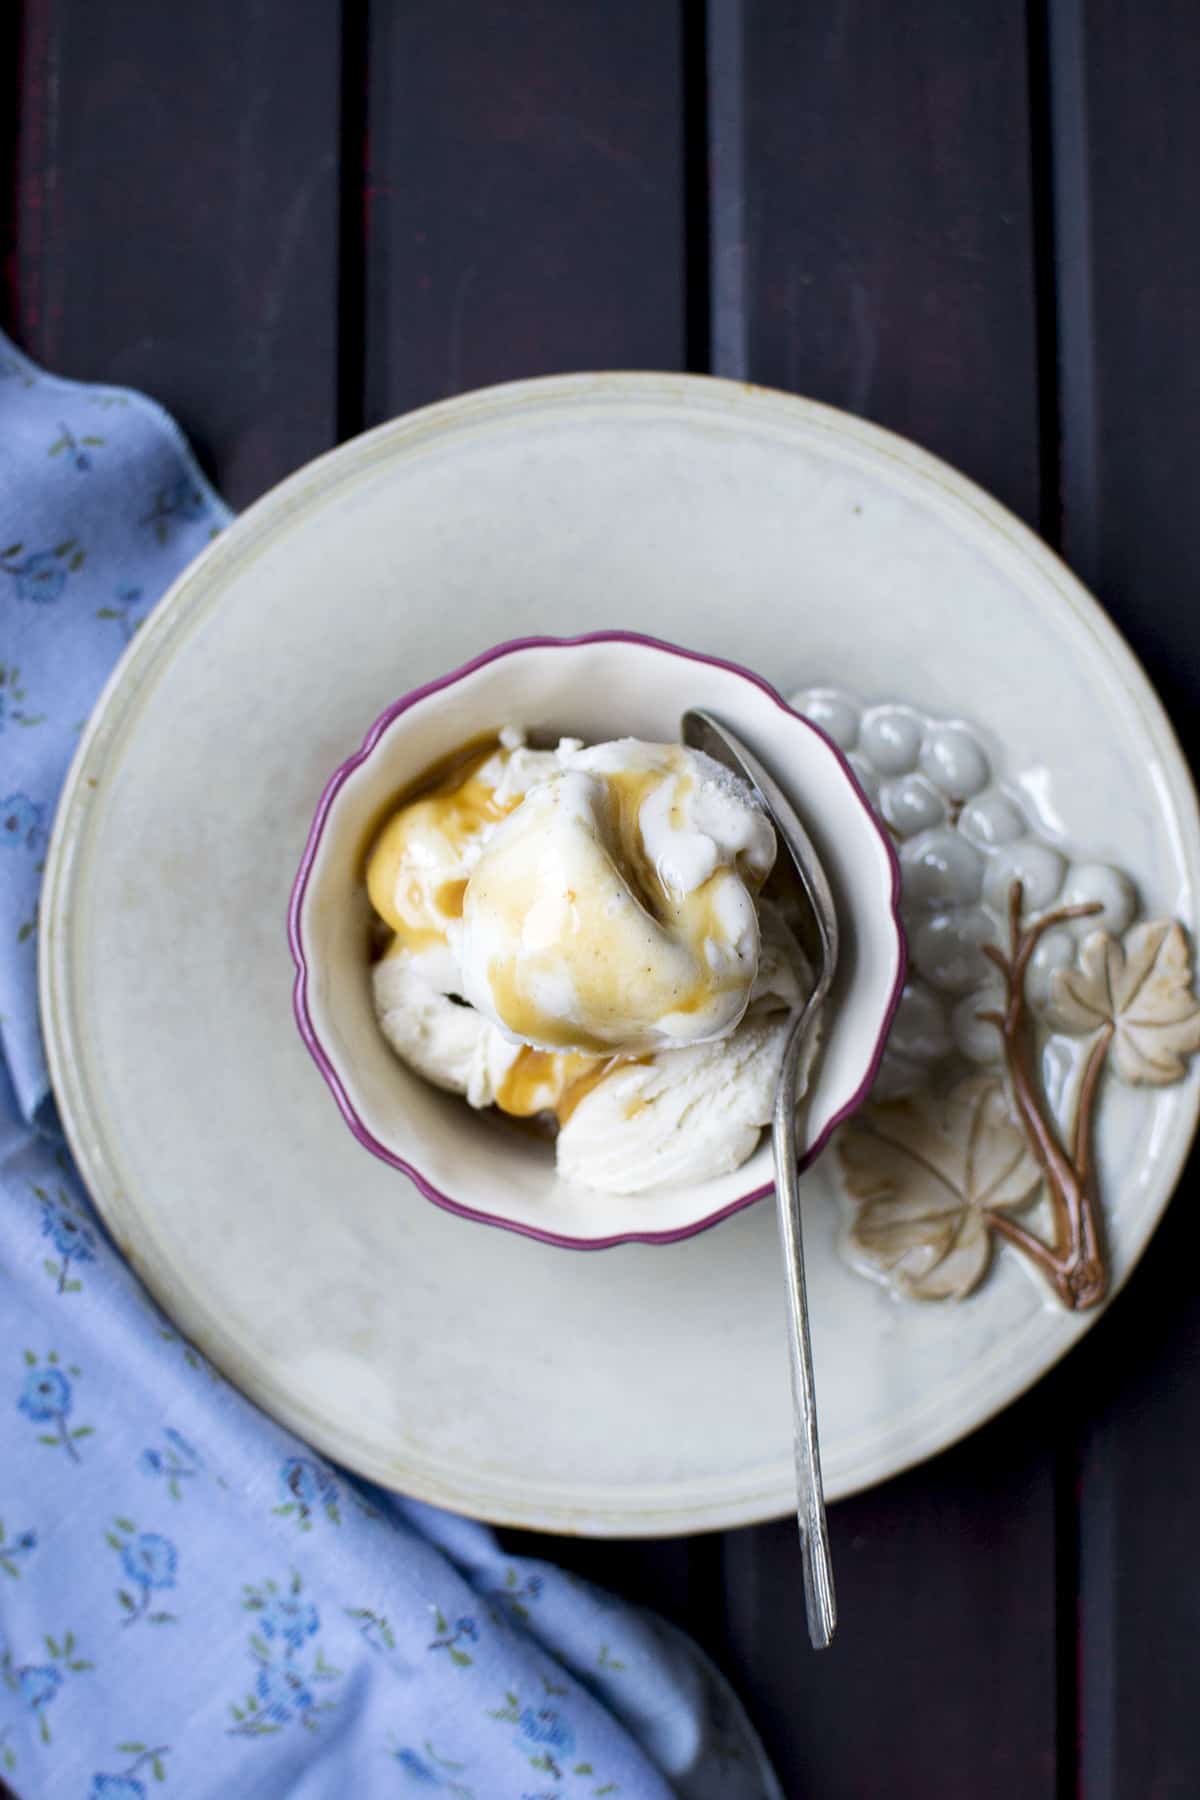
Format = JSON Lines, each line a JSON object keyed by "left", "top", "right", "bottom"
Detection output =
{"left": 365, "top": 732, "right": 570, "bottom": 981}
{"left": 459, "top": 740, "right": 775, "bottom": 1054}
{"left": 366, "top": 728, "right": 800, "bottom": 1194}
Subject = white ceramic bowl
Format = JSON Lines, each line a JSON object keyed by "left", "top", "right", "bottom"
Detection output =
{"left": 289, "top": 632, "right": 905, "bottom": 1246}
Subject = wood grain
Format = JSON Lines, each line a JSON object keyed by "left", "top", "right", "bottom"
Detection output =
{"left": 10, "top": 0, "right": 343, "bottom": 506}
{"left": 1052, "top": 3, "right": 1200, "bottom": 1795}
{"left": 724, "top": 1401, "right": 1060, "bottom": 1796}
{"left": 739, "top": 0, "right": 1042, "bottom": 528}
{"left": 361, "top": 0, "right": 686, "bottom": 422}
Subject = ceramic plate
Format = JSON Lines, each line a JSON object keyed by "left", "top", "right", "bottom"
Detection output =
{"left": 41, "top": 375, "right": 1200, "bottom": 1534}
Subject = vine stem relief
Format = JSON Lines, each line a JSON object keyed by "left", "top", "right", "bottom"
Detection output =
{"left": 978, "top": 880, "right": 1108, "bottom": 1309}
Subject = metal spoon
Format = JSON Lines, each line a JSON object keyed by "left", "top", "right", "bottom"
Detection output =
{"left": 682, "top": 708, "right": 838, "bottom": 1649}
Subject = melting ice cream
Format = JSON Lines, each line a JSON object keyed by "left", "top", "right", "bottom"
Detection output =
{"left": 367, "top": 729, "right": 809, "bottom": 1193}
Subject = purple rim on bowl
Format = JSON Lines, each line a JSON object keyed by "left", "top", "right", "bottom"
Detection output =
{"left": 288, "top": 631, "right": 907, "bottom": 1249}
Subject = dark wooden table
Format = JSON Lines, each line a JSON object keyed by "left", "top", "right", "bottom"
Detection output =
{"left": 6, "top": 4, "right": 1199, "bottom": 1794}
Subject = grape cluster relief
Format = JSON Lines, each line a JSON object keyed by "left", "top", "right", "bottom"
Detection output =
{"left": 792, "top": 689, "right": 1200, "bottom": 1310}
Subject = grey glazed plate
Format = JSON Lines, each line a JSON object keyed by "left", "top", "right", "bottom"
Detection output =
{"left": 40, "top": 375, "right": 1200, "bottom": 1534}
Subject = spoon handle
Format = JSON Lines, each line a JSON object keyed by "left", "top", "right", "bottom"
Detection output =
{"left": 772, "top": 1001, "right": 837, "bottom": 1650}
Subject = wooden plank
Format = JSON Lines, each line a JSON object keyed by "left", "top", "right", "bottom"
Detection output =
{"left": 725, "top": 3, "right": 1061, "bottom": 1792}
{"left": 723, "top": 1401, "right": 1060, "bottom": 1795}
{"left": 738, "top": 0, "right": 1043, "bottom": 528}
{"left": 11, "top": 0, "right": 343, "bottom": 506}
{"left": 0, "top": 5, "right": 20, "bottom": 333}
{"left": 1051, "top": 3, "right": 1200, "bottom": 1794}
{"left": 1063, "top": 0, "right": 1200, "bottom": 740}
{"left": 361, "top": 0, "right": 686, "bottom": 421}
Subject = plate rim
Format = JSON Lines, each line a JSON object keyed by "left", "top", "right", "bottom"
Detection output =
{"left": 39, "top": 371, "right": 1200, "bottom": 1534}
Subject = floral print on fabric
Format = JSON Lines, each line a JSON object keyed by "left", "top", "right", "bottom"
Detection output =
{"left": 0, "top": 665, "right": 46, "bottom": 731}
{"left": 488, "top": 1567, "right": 545, "bottom": 1624}
{"left": 1, "top": 794, "right": 46, "bottom": 854}
{"left": 0, "top": 538, "right": 85, "bottom": 603}
{"left": 274, "top": 1456, "right": 341, "bottom": 1528}
{"left": 47, "top": 421, "right": 106, "bottom": 471}
{"left": 138, "top": 1427, "right": 205, "bottom": 1498}
{"left": 227, "top": 1574, "right": 340, "bottom": 1736}
{"left": 96, "top": 585, "right": 149, "bottom": 642}
{"left": 1, "top": 1628, "right": 93, "bottom": 1745}
{"left": 35, "top": 1181, "right": 98, "bottom": 1292}
{"left": 389, "top": 1741, "right": 475, "bottom": 1794}
{"left": 106, "top": 1520, "right": 179, "bottom": 1627}
{"left": 140, "top": 474, "right": 213, "bottom": 545}
{"left": 17, "top": 1351, "right": 93, "bottom": 1461}
{"left": 88, "top": 1743, "right": 171, "bottom": 1795}
{"left": 428, "top": 1610, "right": 479, "bottom": 1666}
{"left": 0, "top": 1523, "right": 37, "bottom": 1580}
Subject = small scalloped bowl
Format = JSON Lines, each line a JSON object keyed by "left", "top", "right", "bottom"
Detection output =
{"left": 289, "top": 633, "right": 905, "bottom": 1247}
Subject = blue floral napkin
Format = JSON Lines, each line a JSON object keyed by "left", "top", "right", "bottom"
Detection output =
{"left": 0, "top": 332, "right": 782, "bottom": 1800}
